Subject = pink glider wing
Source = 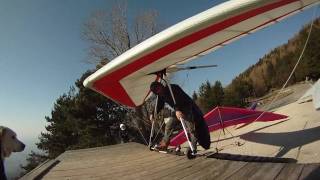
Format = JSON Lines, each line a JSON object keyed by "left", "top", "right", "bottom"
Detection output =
{"left": 169, "top": 106, "right": 288, "bottom": 147}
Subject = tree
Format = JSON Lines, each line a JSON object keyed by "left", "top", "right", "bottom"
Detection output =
{"left": 222, "top": 87, "right": 241, "bottom": 106}
{"left": 20, "top": 71, "right": 133, "bottom": 177}
{"left": 197, "top": 81, "right": 225, "bottom": 113}
{"left": 211, "top": 81, "right": 224, "bottom": 106}
{"left": 36, "top": 71, "right": 130, "bottom": 158}
{"left": 83, "top": 2, "right": 162, "bottom": 66}
{"left": 197, "top": 80, "right": 212, "bottom": 113}
{"left": 192, "top": 91, "right": 198, "bottom": 101}
{"left": 83, "top": 2, "right": 163, "bottom": 136}
{"left": 222, "top": 77, "right": 253, "bottom": 107}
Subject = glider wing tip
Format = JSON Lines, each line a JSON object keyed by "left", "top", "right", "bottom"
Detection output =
{"left": 83, "top": 77, "right": 93, "bottom": 88}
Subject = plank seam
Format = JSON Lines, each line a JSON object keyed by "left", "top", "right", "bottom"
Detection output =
{"left": 273, "top": 164, "right": 286, "bottom": 180}
{"left": 223, "top": 161, "right": 249, "bottom": 179}
{"left": 297, "top": 165, "right": 306, "bottom": 180}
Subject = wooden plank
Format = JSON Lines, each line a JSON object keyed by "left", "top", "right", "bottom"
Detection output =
{"left": 182, "top": 160, "right": 247, "bottom": 180}
{"left": 66, "top": 142, "right": 145, "bottom": 153}
{"left": 299, "top": 164, "right": 320, "bottom": 180}
{"left": 275, "top": 163, "right": 304, "bottom": 180}
{"left": 58, "top": 143, "right": 145, "bottom": 161}
{"left": 146, "top": 156, "right": 206, "bottom": 180}
{"left": 98, "top": 153, "right": 176, "bottom": 179}
{"left": 55, "top": 151, "right": 145, "bottom": 168}
{"left": 61, "top": 147, "right": 149, "bottom": 163}
{"left": 43, "top": 148, "right": 149, "bottom": 177}
{"left": 225, "top": 162, "right": 264, "bottom": 179}
{"left": 55, "top": 143, "right": 148, "bottom": 164}
{"left": 60, "top": 142, "right": 143, "bottom": 157}
{"left": 158, "top": 158, "right": 219, "bottom": 179}
{"left": 20, "top": 159, "right": 60, "bottom": 180}
{"left": 226, "top": 162, "right": 285, "bottom": 180}
{"left": 106, "top": 153, "right": 183, "bottom": 176}
{"left": 45, "top": 149, "right": 183, "bottom": 179}
{"left": 109, "top": 154, "right": 186, "bottom": 179}
{"left": 120, "top": 156, "right": 186, "bottom": 179}
{"left": 44, "top": 151, "right": 163, "bottom": 179}
{"left": 248, "top": 163, "right": 285, "bottom": 180}
{"left": 49, "top": 147, "right": 153, "bottom": 172}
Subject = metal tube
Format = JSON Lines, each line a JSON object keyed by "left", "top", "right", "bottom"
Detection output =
{"left": 148, "top": 95, "right": 158, "bottom": 146}
{"left": 180, "top": 117, "right": 195, "bottom": 153}
{"left": 148, "top": 120, "right": 155, "bottom": 146}
{"left": 164, "top": 75, "right": 195, "bottom": 154}
{"left": 217, "top": 107, "right": 226, "bottom": 135}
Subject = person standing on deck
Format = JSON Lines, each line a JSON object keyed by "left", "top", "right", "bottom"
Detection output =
{"left": 149, "top": 81, "right": 210, "bottom": 152}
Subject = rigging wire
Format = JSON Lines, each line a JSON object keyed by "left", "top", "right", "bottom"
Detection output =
{"left": 250, "top": 6, "right": 317, "bottom": 126}
{"left": 152, "top": 120, "right": 166, "bottom": 143}
{"left": 215, "top": 107, "right": 240, "bottom": 152}
{"left": 137, "top": 126, "right": 148, "bottom": 145}
{"left": 244, "top": 6, "right": 318, "bottom": 154}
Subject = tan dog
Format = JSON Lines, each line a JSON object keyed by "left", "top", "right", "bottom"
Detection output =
{"left": 0, "top": 126, "right": 25, "bottom": 160}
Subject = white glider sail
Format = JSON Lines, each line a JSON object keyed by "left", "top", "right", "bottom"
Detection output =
{"left": 84, "top": 0, "right": 320, "bottom": 107}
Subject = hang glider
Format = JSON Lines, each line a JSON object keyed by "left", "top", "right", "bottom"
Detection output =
{"left": 83, "top": 0, "right": 320, "bottom": 108}
{"left": 169, "top": 106, "right": 288, "bottom": 147}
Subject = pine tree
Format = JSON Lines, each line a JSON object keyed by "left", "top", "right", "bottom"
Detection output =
{"left": 21, "top": 71, "right": 131, "bottom": 176}
{"left": 211, "top": 81, "right": 224, "bottom": 106}
{"left": 198, "top": 80, "right": 212, "bottom": 113}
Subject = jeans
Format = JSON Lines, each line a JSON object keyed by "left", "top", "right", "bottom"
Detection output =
{"left": 162, "top": 113, "right": 198, "bottom": 150}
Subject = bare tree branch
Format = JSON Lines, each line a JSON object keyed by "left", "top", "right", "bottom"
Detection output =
{"left": 82, "top": 2, "right": 165, "bottom": 139}
{"left": 133, "top": 10, "right": 160, "bottom": 44}
{"left": 83, "top": 2, "right": 162, "bottom": 65}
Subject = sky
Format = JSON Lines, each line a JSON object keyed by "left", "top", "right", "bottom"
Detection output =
{"left": 0, "top": 0, "right": 319, "bottom": 165}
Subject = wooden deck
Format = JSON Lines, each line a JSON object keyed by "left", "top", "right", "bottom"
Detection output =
{"left": 21, "top": 142, "right": 320, "bottom": 180}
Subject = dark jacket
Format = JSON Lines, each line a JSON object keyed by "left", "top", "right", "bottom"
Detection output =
{"left": 155, "top": 84, "right": 211, "bottom": 149}
{"left": 155, "top": 84, "right": 204, "bottom": 122}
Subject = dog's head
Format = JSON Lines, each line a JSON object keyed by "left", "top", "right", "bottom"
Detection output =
{"left": 0, "top": 126, "right": 25, "bottom": 160}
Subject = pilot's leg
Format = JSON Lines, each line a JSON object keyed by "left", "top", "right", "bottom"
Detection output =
{"left": 184, "top": 113, "right": 198, "bottom": 152}
{"left": 162, "top": 117, "right": 175, "bottom": 144}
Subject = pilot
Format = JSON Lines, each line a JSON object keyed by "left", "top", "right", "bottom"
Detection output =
{"left": 149, "top": 81, "right": 210, "bottom": 152}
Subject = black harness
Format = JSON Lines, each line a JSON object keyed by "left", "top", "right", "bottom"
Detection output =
{"left": 0, "top": 140, "right": 7, "bottom": 180}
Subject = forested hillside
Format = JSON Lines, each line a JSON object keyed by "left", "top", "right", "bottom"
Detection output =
{"left": 230, "top": 18, "right": 320, "bottom": 96}
{"left": 195, "top": 18, "right": 320, "bottom": 113}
